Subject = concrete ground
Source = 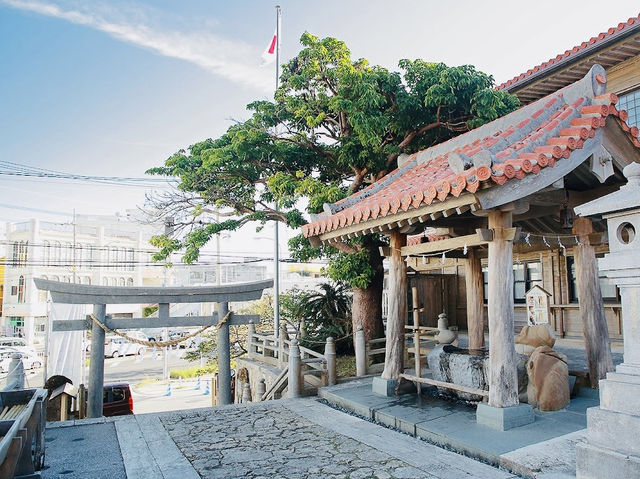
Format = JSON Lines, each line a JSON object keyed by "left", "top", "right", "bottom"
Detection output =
{"left": 43, "top": 399, "right": 517, "bottom": 479}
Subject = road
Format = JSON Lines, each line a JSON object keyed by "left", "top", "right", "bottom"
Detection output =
{"left": 21, "top": 349, "right": 199, "bottom": 389}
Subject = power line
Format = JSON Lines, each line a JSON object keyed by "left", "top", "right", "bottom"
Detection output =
{"left": 0, "top": 239, "right": 286, "bottom": 258}
{"left": 0, "top": 160, "right": 175, "bottom": 188}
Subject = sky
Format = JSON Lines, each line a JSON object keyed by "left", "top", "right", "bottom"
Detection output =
{"left": 1, "top": 0, "right": 639, "bottom": 257}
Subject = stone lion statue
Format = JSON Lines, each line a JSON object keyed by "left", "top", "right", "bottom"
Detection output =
{"left": 525, "top": 345, "right": 570, "bottom": 411}
{"left": 515, "top": 324, "right": 556, "bottom": 355}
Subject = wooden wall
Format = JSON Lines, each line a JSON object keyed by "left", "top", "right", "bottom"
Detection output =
{"left": 407, "top": 247, "right": 622, "bottom": 341}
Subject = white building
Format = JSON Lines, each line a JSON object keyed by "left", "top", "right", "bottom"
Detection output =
{"left": 2, "top": 212, "right": 165, "bottom": 345}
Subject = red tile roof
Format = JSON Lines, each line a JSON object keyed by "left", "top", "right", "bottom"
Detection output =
{"left": 301, "top": 66, "right": 640, "bottom": 239}
{"left": 496, "top": 14, "right": 640, "bottom": 92}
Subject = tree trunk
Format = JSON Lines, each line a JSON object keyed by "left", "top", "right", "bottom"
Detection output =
{"left": 465, "top": 247, "right": 485, "bottom": 350}
{"left": 352, "top": 245, "right": 384, "bottom": 341}
{"left": 573, "top": 217, "right": 614, "bottom": 388}
{"left": 381, "top": 232, "right": 407, "bottom": 380}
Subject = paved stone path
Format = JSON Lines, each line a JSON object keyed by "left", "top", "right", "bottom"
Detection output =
{"left": 162, "top": 399, "right": 517, "bottom": 479}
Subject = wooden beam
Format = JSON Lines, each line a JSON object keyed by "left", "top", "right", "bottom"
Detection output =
{"left": 316, "top": 194, "right": 477, "bottom": 242}
{"left": 399, "top": 373, "right": 488, "bottom": 398}
{"left": 455, "top": 205, "right": 470, "bottom": 215}
{"left": 401, "top": 229, "right": 497, "bottom": 256}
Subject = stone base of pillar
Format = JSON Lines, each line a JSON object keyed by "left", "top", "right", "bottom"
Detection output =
{"left": 576, "top": 370, "right": 640, "bottom": 478}
{"left": 576, "top": 442, "right": 640, "bottom": 479}
{"left": 372, "top": 377, "right": 397, "bottom": 397}
{"left": 476, "top": 403, "right": 534, "bottom": 431}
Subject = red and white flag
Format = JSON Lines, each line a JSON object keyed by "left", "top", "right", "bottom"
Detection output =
{"left": 261, "top": 30, "right": 277, "bottom": 66}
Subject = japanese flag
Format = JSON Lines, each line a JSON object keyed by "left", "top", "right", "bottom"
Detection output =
{"left": 261, "top": 31, "right": 277, "bottom": 65}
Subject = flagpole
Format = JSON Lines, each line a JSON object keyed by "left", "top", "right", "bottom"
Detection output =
{"left": 273, "top": 5, "right": 281, "bottom": 344}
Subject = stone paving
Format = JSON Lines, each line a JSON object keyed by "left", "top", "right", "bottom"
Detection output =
{"left": 162, "top": 400, "right": 516, "bottom": 479}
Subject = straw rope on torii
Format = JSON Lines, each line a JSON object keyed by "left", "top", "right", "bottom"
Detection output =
{"left": 88, "top": 311, "right": 232, "bottom": 348}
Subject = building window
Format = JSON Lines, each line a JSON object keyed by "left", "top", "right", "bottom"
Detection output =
{"left": 17, "top": 275, "right": 25, "bottom": 303}
{"left": 618, "top": 88, "right": 640, "bottom": 129}
{"left": 567, "top": 256, "right": 618, "bottom": 302}
{"left": 43, "top": 240, "right": 50, "bottom": 265}
{"left": 9, "top": 317, "right": 24, "bottom": 328}
{"left": 11, "top": 241, "right": 28, "bottom": 267}
{"left": 126, "top": 278, "right": 134, "bottom": 287}
{"left": 119, "top": 277, "right": 125, "bottom": 287}
{"left": 11, "top": 242, "right": 19, "bottom": 266}
{"left": 82, "top": 276, "right": 91, "bottom": 285}
{"left": 127, "top": 248, "right": 135, "bottom": 271}
{"left": 53, "top": 241, "right": 61, "bottom": 263}
{"left": 482, "top": 261, "right": 542, "bottom": 303}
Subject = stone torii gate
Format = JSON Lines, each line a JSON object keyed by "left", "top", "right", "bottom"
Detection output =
{"left": 34, "top": 278, "right": 273, "bottom": 418}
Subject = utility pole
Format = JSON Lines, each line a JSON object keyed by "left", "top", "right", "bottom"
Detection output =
{"left": 72, "top": 209, "right": 77, "bottom": 283}
{"left": 273, "top": 4, "right": 282, "bottom": 344}
{"left": 162, "top": 218, "right": 173, "bottom": 381}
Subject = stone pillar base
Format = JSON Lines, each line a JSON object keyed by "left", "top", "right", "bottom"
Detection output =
{"left": 476, "top": 403, "right": 534, "bottom": 431}
{"left": 576, "top": 442, "right": 640, "bottom": 479}
{"left": 577, "top": 371, "right": 640, "bottom": 478}
{"left": 372, "top": 377, "right": 397, "bottom": 397}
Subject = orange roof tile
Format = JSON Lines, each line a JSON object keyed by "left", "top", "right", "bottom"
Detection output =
{"left": 496, "top": 14, "right": 640, "bottom": 91}
{"left": 301, "top": 65, "right": 640, "bottom": 240}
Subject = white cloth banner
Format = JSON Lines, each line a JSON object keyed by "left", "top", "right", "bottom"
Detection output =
{"left": 47, "top": 303, "right": 87, "bottom": 386}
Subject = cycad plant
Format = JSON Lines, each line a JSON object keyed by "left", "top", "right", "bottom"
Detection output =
{"left": 300, "top": 282, "right": 353, "bottom": 354}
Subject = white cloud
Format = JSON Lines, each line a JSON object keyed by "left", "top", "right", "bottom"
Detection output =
{"left": 1, "top": 0, "right": 273, "bottom": 92}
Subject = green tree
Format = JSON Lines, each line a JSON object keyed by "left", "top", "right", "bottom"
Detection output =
{"left": 147, "top": 33, "right": 519, "bottom": 341}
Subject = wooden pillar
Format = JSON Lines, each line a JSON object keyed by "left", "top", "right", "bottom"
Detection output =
{"left": 411, "top": 286, "right": 422, "bottom": 393}
{"left": 572, "top": 217, "right": 614, "bottom": 388}
{"left": 465, "top": 247, "right": 485, "bottom": 350}
{"left": 487, "top": 211, "right": 519, "bottom": 408}
{"left": 381, "top": 232, "right": 407, "bottom": 380}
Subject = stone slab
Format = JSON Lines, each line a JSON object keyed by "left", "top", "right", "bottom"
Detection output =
{"left": 371, "top": 376, "right": 397, "bottom": 396}
{"left": 500, "top": 429, "right": 586, "bottom": 478}
{"left": 115, "top": 416, "right": 163, "bottom": 479}
{"left": 576, "top": 441, "right": 640, "bottom": 479}
{"left": 599, "top": 376, "right": 640, "bottom": 415}
{"left": 320, "top": 381, "right": 595, "bottom": 474}
{"left": 42, "top": 422, "right": 125, "bottom": 479}
{"left": 476, "top": 403, "right": 535, "bottom": 431}
{"left": 586, "top": 406, "right": 640, "bottom": 456}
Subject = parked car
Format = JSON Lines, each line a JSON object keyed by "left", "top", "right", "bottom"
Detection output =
{"left": 104, "top": 336, "right": 146, "bottom": 358}
{"left": 169, "top": 329, "right": 199, "bottom": 349}
{"left": 0, "top": 348, "right": 43, "bottom": 372}
{"left": 103, "top": 382, "right": 134, "bottom": 416}
{"left": 0, "top": 337, "right": 38, "bottom": 357}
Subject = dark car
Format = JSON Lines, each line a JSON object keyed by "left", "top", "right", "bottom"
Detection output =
{"left": 103, "top": 382, "right": 133, "bottom": 416}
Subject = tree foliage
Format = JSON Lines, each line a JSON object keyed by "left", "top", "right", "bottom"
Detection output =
{"left": 146, "top": 33, "right": 519, "bottom": 290}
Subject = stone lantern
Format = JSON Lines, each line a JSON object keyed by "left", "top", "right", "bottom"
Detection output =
{"left": 574, "top": 162, "right": 640, "bottom": 477}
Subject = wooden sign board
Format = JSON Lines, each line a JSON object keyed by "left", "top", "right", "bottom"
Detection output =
{"left": 525, "top": 285, "right": 552, "bottom": 326}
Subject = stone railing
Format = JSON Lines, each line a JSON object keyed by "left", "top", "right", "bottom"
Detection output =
{"left": 246, "top": 322, "right": 336, "bottom": 399}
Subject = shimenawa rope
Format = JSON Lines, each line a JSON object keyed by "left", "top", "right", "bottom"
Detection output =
{"left": 88, "top": 311, "right": 232, "bottom": 348}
